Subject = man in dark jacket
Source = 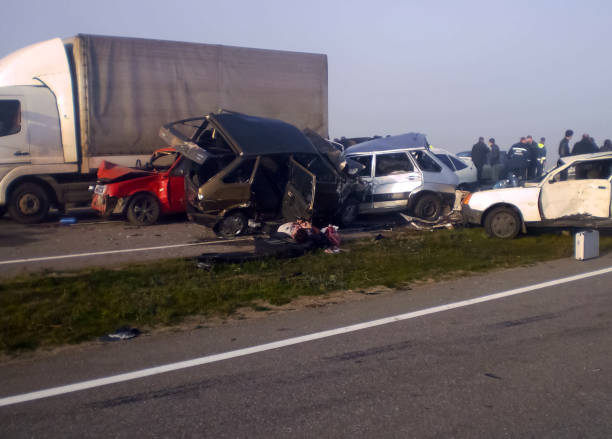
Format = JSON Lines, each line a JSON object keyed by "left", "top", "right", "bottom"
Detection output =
{"left": 471, "top": 137, "right": 489, "bottom": 184}
{"left": 507, "top": 137, "right": 530, "bottom": 180}
{"left": 572, "top": 134, "right": 599, "bottom": 155}
{"left": 600, "top": 139, "right": 612, "bottom": 152}
{"left": 558, "top": 129, "right": 573, "bottom": 158}
{"left": 525, "top": 135, "right": 539, "bottom": 178}
{"left": 488, "top": 138, "right": 500, "bottom": 165}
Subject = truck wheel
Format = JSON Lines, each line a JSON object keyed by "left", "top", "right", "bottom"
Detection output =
{"left": 126, "top": 193, "right": 160, "bottom": 226}
{"left": 484, "top": 206, "right": 520, "bottom": 239}
{"left": 8, "top": 182, "right": 50, "bottom": 224}
{"left": 413, "top": 193, "right": 442, "bottom": 221}
{"left": 217, "top": 211, "right": 247, "bottom": 237}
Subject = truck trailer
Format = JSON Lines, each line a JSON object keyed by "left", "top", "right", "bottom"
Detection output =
{"left": 0, "top": 34, "right": 328, "bottom": 223}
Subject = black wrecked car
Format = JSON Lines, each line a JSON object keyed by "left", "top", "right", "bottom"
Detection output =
{"left": 159, "top": 111, "right": 366, "bottom": 236}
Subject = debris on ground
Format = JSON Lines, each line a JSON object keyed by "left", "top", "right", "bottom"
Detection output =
{"left": 197, "top": 221, "right": 343, "bottom": 268}
{"left": 399, "top": 213, "right": 460, "bottom": 231}
{"left": 59, "top": 217, "right": 77, "bottom": 225}
{"left": 99, "top": 326, "right": 141, "bottom": 342}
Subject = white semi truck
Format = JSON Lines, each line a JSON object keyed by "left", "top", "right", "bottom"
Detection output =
{"left": 0, "top": 34, "right": 328, "bottom": 222}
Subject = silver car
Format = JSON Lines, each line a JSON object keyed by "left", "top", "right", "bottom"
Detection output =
{"left": 344, "top": 133, "right": 459, "bottom": 220}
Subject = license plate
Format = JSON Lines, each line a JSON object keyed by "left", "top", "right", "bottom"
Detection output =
{"left": 94, "top": 185, "right": 106, "bottom": 195}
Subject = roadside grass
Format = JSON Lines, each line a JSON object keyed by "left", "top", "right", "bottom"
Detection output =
{"left": 2, "top": 228, "right": 611, "bottom": 355}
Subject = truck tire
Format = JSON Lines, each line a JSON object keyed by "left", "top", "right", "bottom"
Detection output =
{"left": 8, "top": 182, "right": 50, "bottom": 224}
{"left": 126, "top": 193, "right": 160, "bottom": 226}
{"left": 484, "top": 206, "right": 520, "bottom": 239}
{"left": 413, "top": 193, "right": 442, "bottom": 221}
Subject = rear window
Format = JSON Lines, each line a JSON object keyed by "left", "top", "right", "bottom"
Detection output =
{"left": 411, "top": 151, "right": 442, "bottom": 173}
{"left": 0, "top": 100, "right": 21, "bottom": 137}
{"left": 434, "top": 154, "right": 454, "bottom": 170}
{"left": 450, "top": 156, "right": 468, "bottom": 170}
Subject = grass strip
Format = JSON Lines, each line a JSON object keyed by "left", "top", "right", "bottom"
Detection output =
{"left": 1, "top": 228, "right": 611, "bottom": 354}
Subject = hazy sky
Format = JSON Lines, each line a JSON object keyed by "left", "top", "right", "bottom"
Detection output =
{"left": 2, "top": 0, "right": 611, "bottom": 159}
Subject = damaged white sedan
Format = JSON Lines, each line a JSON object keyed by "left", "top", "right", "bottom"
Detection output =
{"left": 462, "top": 152, "right": 612, "bottom": 238}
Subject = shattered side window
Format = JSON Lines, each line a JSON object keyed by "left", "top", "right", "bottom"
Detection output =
{"left": 0, "top": 100, "right": 21, "bottom": 137}
{"left": 553, "top": 160, "right": 612, "bottom": 182}
{"left": 375, "top": 153, "right": 414, "bottom": 177}
{"left": 223, "top": 159, "right": 256, "bottom": 184}
{"left": 411, "top": 151, "right": 442, "bottom": 173}
{"left": 349, "top": 155, "right": 373, "bottom": 177}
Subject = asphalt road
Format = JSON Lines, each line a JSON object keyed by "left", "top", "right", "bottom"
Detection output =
{"left": 1, "top": 254, "right": 612, "bottom": 438}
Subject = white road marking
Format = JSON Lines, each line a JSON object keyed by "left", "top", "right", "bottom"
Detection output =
{"left": 1, "top": 265, "right": 611, "bottom": 408}
{"left": 0, "top": 238, "right": 252, "bottom": 265}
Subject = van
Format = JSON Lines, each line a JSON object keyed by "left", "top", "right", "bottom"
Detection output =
{"left": 344, "top": 133, "right": 458, "bottom": 220}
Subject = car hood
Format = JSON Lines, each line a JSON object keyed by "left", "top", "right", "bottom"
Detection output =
{"left": 97, "top": 161, "right": 152, "bottom": 183}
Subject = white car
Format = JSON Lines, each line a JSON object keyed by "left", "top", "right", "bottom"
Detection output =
{"left": 462, "top": 152, "right": 612, "bottom": 238}
{"left": 431, "top": 147, "right": 477, "bottom": 189}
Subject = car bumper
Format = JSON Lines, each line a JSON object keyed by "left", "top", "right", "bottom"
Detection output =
{"left": 186, "top": 204, "right": 219, "bottom": 229}
{"left": 461, "top": 203, "right": 483, "bottom": 225}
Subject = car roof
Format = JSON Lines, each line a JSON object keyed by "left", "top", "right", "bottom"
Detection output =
{"left": 559, "top": 151, "right": 612, "bottom": 165}
{"left": 210, "top": 111, "right": 318, "bottom": 157}
{"left": 343, "top": 132, "right": 428, "bottom": 154}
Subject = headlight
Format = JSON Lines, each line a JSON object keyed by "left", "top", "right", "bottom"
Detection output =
{"left": 94, "top": 184, "right": 107, "bottom": 195}
{"left": 197, "top": 193, "right": 204, "bottom": 201}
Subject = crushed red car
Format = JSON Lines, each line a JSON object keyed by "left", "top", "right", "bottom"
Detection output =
{"left": 91, "top": 147, "right": 188, "bottom": 225}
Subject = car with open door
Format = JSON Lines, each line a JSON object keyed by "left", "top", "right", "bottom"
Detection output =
{"left": 161, "top": 111, "right": 365, "bottom": 236}
{"left": 462, "top": 152, "right": 612, "bottom": 238}
{"left": 91, "top": 147, "right": 188, "bottom": 225}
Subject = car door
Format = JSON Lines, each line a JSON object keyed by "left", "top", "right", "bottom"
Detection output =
{"left": 346, "top": 154, "right": 374, "bottom": 211}
{"left": 282, "top": 158, "right": 315, "bottom": 220}
{"left": 0, "top": 98, "right": 29, "bottom": 165}
{"left": 371, "top": 152, "right": 421, "bottom": 211}
{"left": 540, "top": 159, "right": 612, "bottom": 219}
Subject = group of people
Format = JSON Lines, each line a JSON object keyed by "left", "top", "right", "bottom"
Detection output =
{"left": 471, "top": 135, "right": 546, "bottom": 183}
{"left": 558, "top": 129, "right": 612, "bottom": 158}
{"left": 470, "top": 130, "right": 612, "bottom": 184}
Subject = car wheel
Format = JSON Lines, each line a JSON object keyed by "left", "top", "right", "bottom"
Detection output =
{"left": 413, "top": 193, "right": 442, "bottom": 221}
{"left": 339, "top": 198, "right": 360, "bottom": 226}
{"left": 126, "top": 193, "right": 160, "bottom": 226}
{"left": 217, "top": 211, "right": 247, "bottom": 237}
{"left": 484, "top": 206, "right": 521, "bottom": 239}
{"left": 8, "top": 182, "right": 50, "bottom": 224}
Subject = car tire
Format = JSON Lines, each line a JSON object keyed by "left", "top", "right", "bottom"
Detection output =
{"left": 217, "top": 211, "right": 247, "bottom": 237}
{"left": 413, "top": 193, "right": 442, "bottom": 221}
{"left": 484, "top": 206, "right": 521, "bottom": 239}
{"left": 339, "top": 198, "right": 360, "bottom": 227}
{"left": 8, "top": 182, "right": 50, "bottom": 224}
{"left": 126, "top": 193, "right": 160, "bottom": 226}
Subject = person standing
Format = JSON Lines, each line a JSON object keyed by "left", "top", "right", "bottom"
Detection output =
{"left": 558, "top": 129, "right": 573, "bottom": 158}
{"left": 488, "top": 137, "right": 501, "bottom": 181}
{"left": 600, "top": 139, "right": 612, "bottom": 152}
{"left": 507, "top": 137, "right": 530, "bottom": 180}
{"left": 536, "top": 137, "right": 547, "bottom": 177}
{"left": 572, "top": 134, "right": 599, "bottom": 155}
{"left": 471, "top": 136, "right": 489, "bottom": 184}
{"left": 525, "top": 135, "right": 539, "bottom": 179}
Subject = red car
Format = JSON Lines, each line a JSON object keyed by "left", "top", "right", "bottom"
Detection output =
{"left": 91, "top": 147, "right": 187, "bottom": 225}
